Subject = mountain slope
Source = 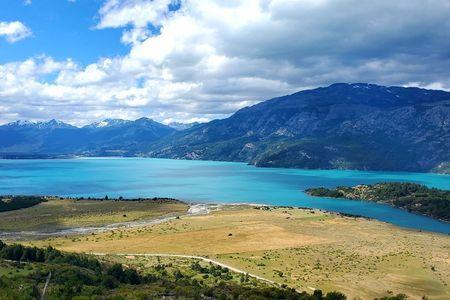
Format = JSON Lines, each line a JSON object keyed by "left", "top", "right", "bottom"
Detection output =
{"left": 0, "top": 118, "right": 176, "bottom": 156}
{"left": 148, "top": 83, "right": 450, "bottom": 173}
{"left": 1, "top": 83, "right": 448, "bottom": 173}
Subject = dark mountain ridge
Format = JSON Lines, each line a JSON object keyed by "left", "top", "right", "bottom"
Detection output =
{"left": 1, "top": 83, "right": 449, "bottom": 173}
{"left": 147, "top": 83, "right": 450, "bottom": 173}
{"left": 0, "top": 117, "right": 176, "bottom": 156}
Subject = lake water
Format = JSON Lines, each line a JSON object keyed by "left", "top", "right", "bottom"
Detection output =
{"left": 0, "top": 158, "right": 449, "bottom": 234}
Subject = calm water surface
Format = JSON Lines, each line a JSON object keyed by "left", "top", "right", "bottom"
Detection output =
{"left": 0, "top": 158, "right": 449, "bottom": 234}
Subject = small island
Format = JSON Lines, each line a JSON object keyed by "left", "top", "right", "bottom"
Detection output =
{"left": 306, "top": 182, "right": 450, "bottom": 222}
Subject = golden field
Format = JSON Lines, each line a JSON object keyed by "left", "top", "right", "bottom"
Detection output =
{"left": 26, "top": 205, "right": 450, "bottom": 300}
{"left": 0, "top": 197, "right": 188, "bottom": 232}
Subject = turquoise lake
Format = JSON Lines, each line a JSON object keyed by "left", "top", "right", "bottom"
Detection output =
{"left": 0, "top": 158, "right": 449, "bottom": 234}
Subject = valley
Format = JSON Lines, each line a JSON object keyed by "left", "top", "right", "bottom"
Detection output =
{"left": 2, "top": 198, "right": 448, "bottom": 299}
{"left": 2, "top": 1, "right": 449, "bottom": 299}
{"left": 1, "top": 83, "right": 449, "bottom": 173}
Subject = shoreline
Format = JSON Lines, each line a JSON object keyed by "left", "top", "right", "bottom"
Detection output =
{"left": 2, "top": 199, "right": 449, "bottom": 241}
{"left": 310, "top": 194, "right": 450, "bottom": 225}
{"left": 1, "top": 155, "right": 449, "bottom": 175}
{"left": 305, "top": 185, "right": 450, "bottom": 225}
{"left": 0, "top": 202, "right": 211, "bottom": 240}
{"left": 24, "top": 202, "right": 450, "bottom": 299}
{"left": 0, "top": 202, "right": 276, "bottom": 240}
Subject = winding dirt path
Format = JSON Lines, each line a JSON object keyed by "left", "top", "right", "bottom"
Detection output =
{"left": 92, "top": 252, "right": 278, "bottom": 286}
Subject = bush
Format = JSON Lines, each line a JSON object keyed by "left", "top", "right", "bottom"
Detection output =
{"left": 0, "top": 196, "right": 45, "bottom": 212}
{"left": 0, "top": 239, "right": 348, "bottom": 299}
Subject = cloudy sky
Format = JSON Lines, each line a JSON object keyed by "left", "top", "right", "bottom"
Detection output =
{"left": 0, "top": 0, "right": 449, "bottom": 125}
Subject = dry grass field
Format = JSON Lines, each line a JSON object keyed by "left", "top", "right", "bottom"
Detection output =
{"left": 0, "top": 197, "right": 188, "bottom": 232}
{"left": 28, "top": 205, "right": 450, "bottom": 300}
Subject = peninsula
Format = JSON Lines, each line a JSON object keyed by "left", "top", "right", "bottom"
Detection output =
{"left": 306, "top": 182, "right": 450, "bottom": 222}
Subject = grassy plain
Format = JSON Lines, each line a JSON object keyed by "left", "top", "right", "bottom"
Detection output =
{"left": 0, "top": 197, "right": 188, "bottom": 232}
{"left": 28, "top": 206, "right": 450, "bottom": 300}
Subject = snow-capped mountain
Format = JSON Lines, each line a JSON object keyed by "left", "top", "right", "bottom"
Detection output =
{"left": 1, "top": 83, "right": 449, "bottom": 173}
{"left": 167, "top": 122, "right": 201, "bottom": 131}
{"left": 84, "top": 119, "right": 131, "bottom": 129}
{"left": 6, "top": 119, "right": 75, "bottom": 129}
{"left": 0, "top": 118, "right": 175, "bottom": 156}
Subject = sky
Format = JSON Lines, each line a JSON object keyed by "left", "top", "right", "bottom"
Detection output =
{"left": 0, "top": 0, "right": 449, "bottom": 126}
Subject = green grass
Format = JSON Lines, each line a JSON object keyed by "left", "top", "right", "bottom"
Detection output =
{"left": 0, "top": 261, "right": 36, "bottom": 277}
{"left": 0, "top": 245, "right": 331, "bottom": 300}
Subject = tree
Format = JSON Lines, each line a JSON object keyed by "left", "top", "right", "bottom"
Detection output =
{"left": 107, "top": 264, "right": 125, "bottom": 282}
{"left": 123, "top": 269, "right": 141, "bottom": 284}
{"left": 325, "top": 291, "right": 347, "bottom": 300}
{"left": 102, "top": 275, "right": 119, "bottom": 289}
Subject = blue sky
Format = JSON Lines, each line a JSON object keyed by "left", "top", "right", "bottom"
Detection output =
{"left": 0, "top": 0, "right": 449, "bottom": 126}
{"left": 0, "top": 0, "right": 126, "bottom": 64}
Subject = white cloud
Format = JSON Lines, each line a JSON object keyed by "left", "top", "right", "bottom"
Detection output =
{"left": 97, "top": 0, "right": 175, "bottom": 28}
{"left": 121, "top": 27, "right": 150, "bottom": 45}
{"left": 96, "top": 0, "right": 176, "bottom": 45}
{"left": 1, "top": 0, "right": 450, "bottom": 125}
{"left": 0, "top": 21, "right": 32, "bottom": 43}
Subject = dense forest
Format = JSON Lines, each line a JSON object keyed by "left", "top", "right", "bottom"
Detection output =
{"left": 306, "top": 182, "right": 450, "bottom": 222}
{"left": 0, "top": 196, "right": 45, "bottom": 212}
{"left": 0, "top": 240, "right": 348, "bottom": 299}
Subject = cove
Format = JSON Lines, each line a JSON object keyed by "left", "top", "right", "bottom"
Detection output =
{"left": 0, "top": 157, "right": 449, "bottom": 234}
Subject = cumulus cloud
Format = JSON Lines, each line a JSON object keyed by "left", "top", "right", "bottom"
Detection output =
{"left": 0, "top": 21, "right": 32, "bottom": 43}
{"left": 96, "top": 0, "right": 176, "bottom": 45}
{"left": 97, "top": 0, "right": 174, "bottom": 28}
{"left": 1, "top": 0, "right": 450, "bottom": 125}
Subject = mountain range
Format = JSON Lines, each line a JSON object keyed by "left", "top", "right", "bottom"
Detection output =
{"left": 1, "top": 83, "right": 449, "bottom": 173}
{"left": 0, "top": 117, "right": 175, "bottom": 157}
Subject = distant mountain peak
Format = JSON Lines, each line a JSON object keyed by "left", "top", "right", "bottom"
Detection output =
{"left": 6, "top": 120, "right": 34, "bottom": 127}
{"left": 43, "top": 119, "right": 65, "bottom": 125}
{"left": 168, "top": 122, "right": 201, "bottom": 131}
{"left": 135, "top": 117, "right": 156, "bottom": 123}
{"left": 5, "top": 119, "right": 73, "bottom": 129}
{"left": 0, "top": 117, "right": 176, "bottom": 156}
{"left": 37, "top": 119, "right": 74, "bottom": 129}
{"left": 86, "top": 119, "right": 130, "bottom": 128}
{"left": 148, "top": 83, "right": 450, "bottom": 173}
{"left": 81, "top": 117, "right": 175, "bottom": 132}
{"left": 1, "top": 83, "right": 448, "bottom": 173}
{"left": 350, "top": 83, "right": 375, "bottom": 89}
{"left": 327, "top": 82, "right": 380, "bottom": 89}
{"left": 134, "top": 118, "right": 172, "bottom": 128}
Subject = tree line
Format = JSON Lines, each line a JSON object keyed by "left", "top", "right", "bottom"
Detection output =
{"left": 0, "top": 196, "right": 45, "bottom": 212}
{"left": 0, "top": 240, "right": 349, "bottom": 299}
{"left": 306, "top": 182, "right": 450, "bottom": 221}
